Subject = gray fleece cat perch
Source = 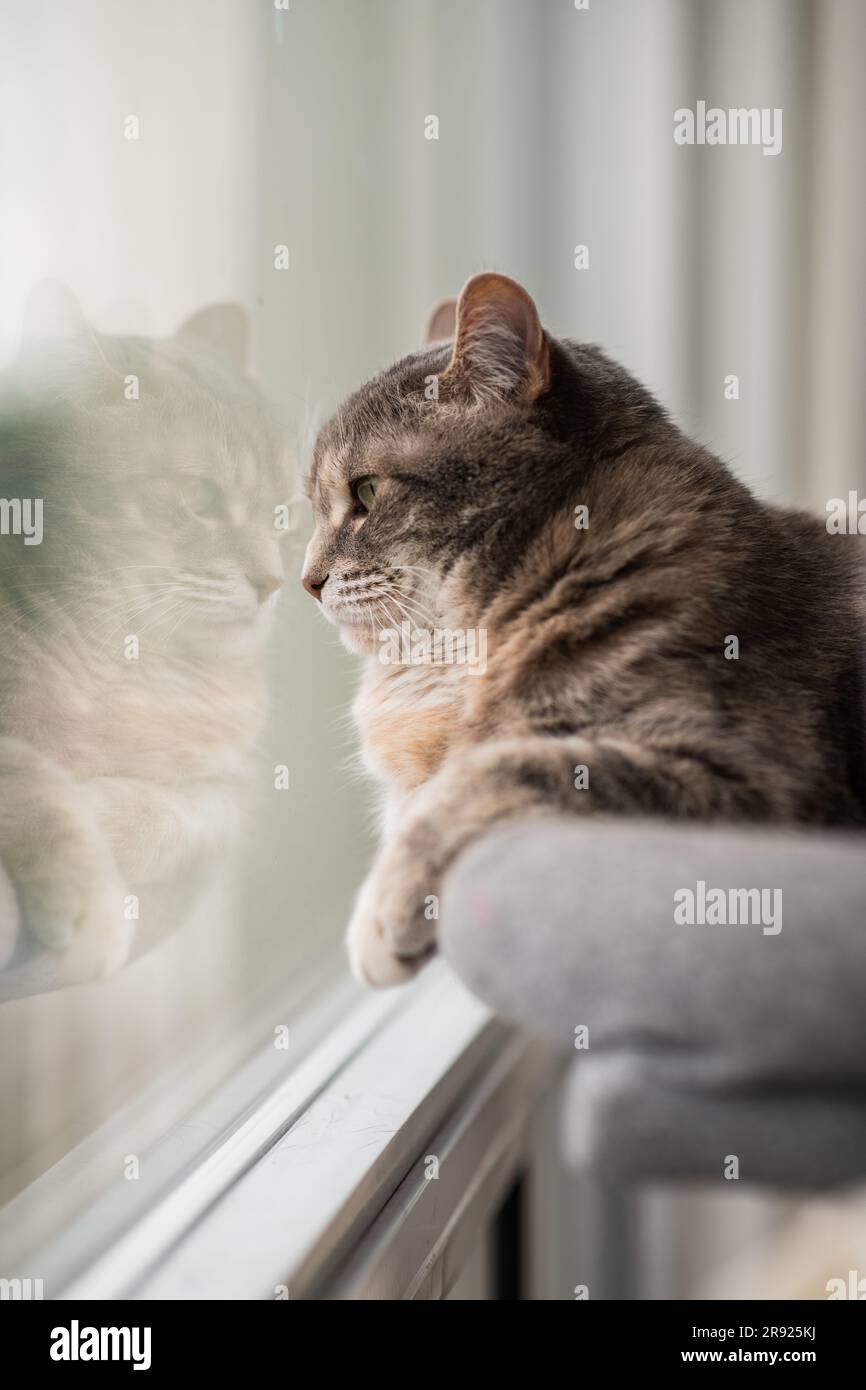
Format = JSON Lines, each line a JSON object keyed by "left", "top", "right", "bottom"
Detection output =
{"left": 441, "top": 817, "right": 866, "bottom": 1190}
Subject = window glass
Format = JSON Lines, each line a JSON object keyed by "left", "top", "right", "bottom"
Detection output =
{"left": 0, "top": 0, "right": 859, "bottom": 1250}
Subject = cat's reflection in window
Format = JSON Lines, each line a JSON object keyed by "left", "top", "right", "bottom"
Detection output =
{"left": 0, "top": 283, "right": 292, "bottom": 992}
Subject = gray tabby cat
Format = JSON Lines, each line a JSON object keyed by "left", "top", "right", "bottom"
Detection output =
{"left": 303, "top": 272, "right": 866, "bottom": 986}
{"left": 0, "top": 285, "right": 290, "bottom": 984}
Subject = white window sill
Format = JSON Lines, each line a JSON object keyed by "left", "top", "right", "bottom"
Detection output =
{"left": 2, "top": 962, "right": 554, "bottom": 1300}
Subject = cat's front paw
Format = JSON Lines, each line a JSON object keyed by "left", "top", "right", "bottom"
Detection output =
{"left": 18, "top": 853, "right": 133, "bottom": 985}
{"left": 346, "top": 845, "right": 439, "bottom": 988}
{"left": 0, "top": 743, "right": 134, "bottom": 984}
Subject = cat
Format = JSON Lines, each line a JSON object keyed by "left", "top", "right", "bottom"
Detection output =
{"left": 303, "top": 271, "right": 866, "bottom": 987}
{"left": 0, "top": 283, "right": 290, "bottom": 985}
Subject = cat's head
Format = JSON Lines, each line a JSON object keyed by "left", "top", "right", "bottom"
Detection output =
{"left": 302, "top": 272, "right": 667, "bottom": 654}
{"left": 3, "top": 283, "right": 292, "bottom": 655}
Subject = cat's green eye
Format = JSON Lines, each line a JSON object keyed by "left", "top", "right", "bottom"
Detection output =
{"left": 352, "top": 476, "right": 378, "bottom": 513}
{"left": 183, "top": 476, "right": 222, "bottom": 520}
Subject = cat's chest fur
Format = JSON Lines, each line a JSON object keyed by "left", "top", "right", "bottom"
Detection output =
{"left": 354, "top": 658, "right": 468, "bottom": 792}
{"left": 4, "top": 638, "right": 264, "bottom": 785}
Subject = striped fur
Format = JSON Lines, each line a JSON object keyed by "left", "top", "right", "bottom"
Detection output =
{"left": 304, "top": 274, "right": 866, "bottom": 985}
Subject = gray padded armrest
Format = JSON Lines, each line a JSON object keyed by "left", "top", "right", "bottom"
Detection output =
{"left": 441, "top": 818, "right": 866, "bottom": 1188}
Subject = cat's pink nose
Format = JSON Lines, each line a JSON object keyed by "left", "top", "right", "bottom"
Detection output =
{"left": 250, "top": 573, "right": 283, "bottom": 604}
{"left": 302, "top": 571, "right": 327, "bottom": 602}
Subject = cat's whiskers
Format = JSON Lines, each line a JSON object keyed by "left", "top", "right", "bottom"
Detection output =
{"left": 3, "top": 570, "right": 250, "bottom": 644}
{"left": 79, "top": 579, "right": 220, "bottom": 648}
{"left": 0, "top": 580, "right": 179, "bottom": 645}
{"left": 134, "top": 596, "right": 193, "bottom": 637}
{"left": 379, "top": 593, "right": 421, "bottom": 630}
{"left": 384, "top": 589, "right": 437, "bottom": 628}
{"left": 393, "top": 590, "right": 436, "bottom": 622}
{"left": 159, "top": 600, "right": 201, "bottom": 649}
{"left": 93, "top": 598, "right": 188, "bottom": 656}
{"left": 89, "top": 590, "right": 193, "bottom": 656}
{"left": 74, "top": 582, "right": 195, "bottom": 632}
{"left": 389, "top": 575, "right": 436, "bottom": 608}
{"left": 372, "top": 600, "right": 392, "bottom": 635}
{"left": 377, "top": 595, "right": 409, "bottom": 632}
{"left": 78, "top": 578, "right": 246, "bottom": 650}
{"left": 330, "top": 575, "right": 437, "bottom": 636}
{"left": 149, "top": 599, "right": 194, "bottom": 646}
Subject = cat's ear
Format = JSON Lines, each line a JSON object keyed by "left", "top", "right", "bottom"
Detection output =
{"left": 445, "top": 272, "right": 550, "bottom": 402}
{"left": 176, "top": 303, "right": 252, "bottom": 374}
{"left": 19, "top": 280, "right": 99, "bottom": 356}
{"left": 423, "top": 298, "right": 457, "bottom": 345}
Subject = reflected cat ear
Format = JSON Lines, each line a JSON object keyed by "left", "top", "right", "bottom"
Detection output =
{"left": 20, "top": 280, "right": 98, "bottom": 354}
{"left": 445, "top": 272, "right": 550, "bottom": 402}
{"left": 176, "top": 303, "right": 252, "bottom": 374}
{"left": 423, "top": 298, "right": 457, "bottom": 345}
